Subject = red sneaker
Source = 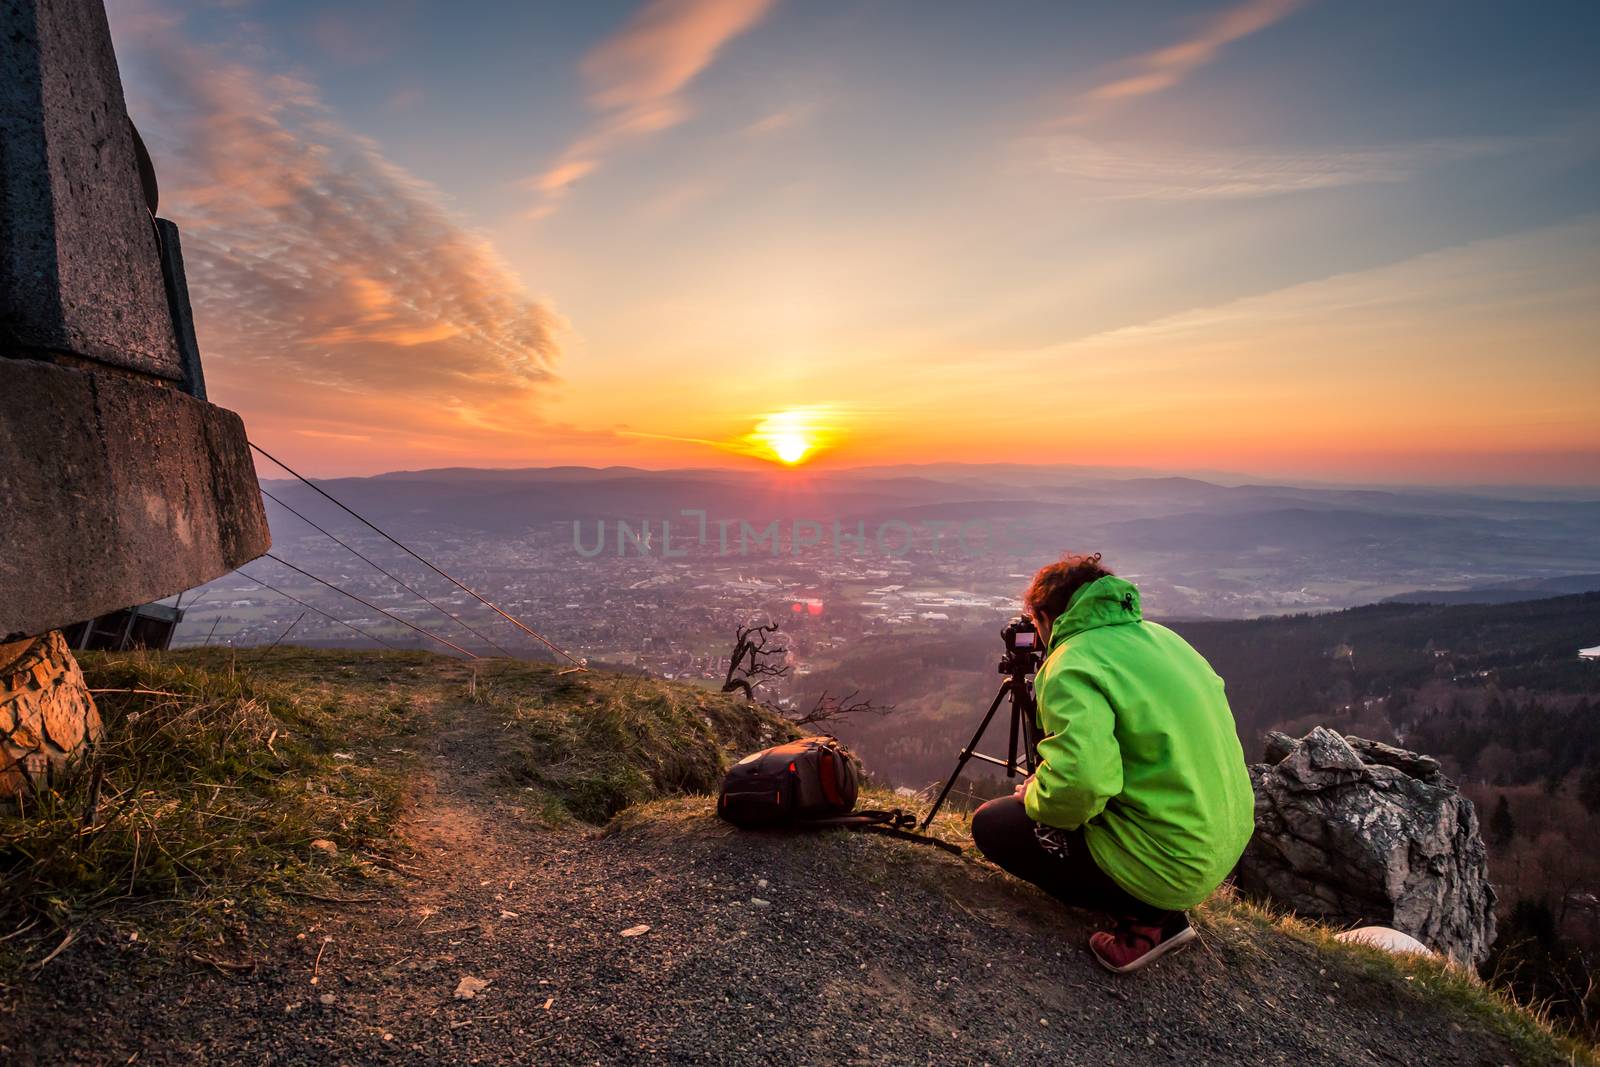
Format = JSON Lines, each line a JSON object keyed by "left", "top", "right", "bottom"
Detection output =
{"left": 1089, "top": 913, "right": 1196, "bottom": 973}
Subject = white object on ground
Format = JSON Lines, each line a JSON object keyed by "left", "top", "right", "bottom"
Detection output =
{"left": 1335, "top": 926, "right": 1436, "bottom": 957}
{"left": 454, "top": 976, "right": 491, "bottom": 999}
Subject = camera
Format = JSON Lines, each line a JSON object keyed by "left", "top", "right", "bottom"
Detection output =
{"left": 998, "top": 615, "right": 1043, "bottom": 676}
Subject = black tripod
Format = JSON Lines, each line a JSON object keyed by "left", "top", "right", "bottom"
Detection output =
{"left": 920, "top": 621, "right": 1043, "bottom": 831}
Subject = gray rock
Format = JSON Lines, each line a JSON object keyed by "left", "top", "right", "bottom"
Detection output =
{"left": 1236, "top": 726, "right": 1496, "bottom": 966}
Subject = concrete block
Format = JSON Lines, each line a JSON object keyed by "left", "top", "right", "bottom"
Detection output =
{"left": 0, "top": 359, "right": 271, "bottom": 641}
{"left": 0, "top": 0, "right": 181, "bottom": 376}
{"left": 155, "top": 218, "right": 207, "bottom": 399}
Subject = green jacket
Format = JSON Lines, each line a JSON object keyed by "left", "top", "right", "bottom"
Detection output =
{"left": 1022, "top": 576, "right": 1254, "bottom": 910}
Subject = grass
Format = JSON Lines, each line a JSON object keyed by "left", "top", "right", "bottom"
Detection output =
{"left": 0, "top": 648, "right": 422, "bottom": 959}
{"left": 0, "top": 646, "right": 797, "bottom": 966}
{"left": 4, "top": 645, "right": 1589, "bottom": 1063}
{"left": 467, "top": 660, "right": 798, "bottom": 822}
{"left": 1195, "top": 891, "right": 1599, "bottom": 1065}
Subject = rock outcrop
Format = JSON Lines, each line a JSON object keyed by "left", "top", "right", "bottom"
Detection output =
{"left": 0, "top": 631, "right": 102, "bottom": 796}
{"left": 1236, "top": 727, "right": 1496, "bottom": 966}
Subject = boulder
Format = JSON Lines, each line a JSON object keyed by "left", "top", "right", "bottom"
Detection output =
{"left": 1236, "top": 726, "right": 1496, "bottom": 966}
{"left": 0, "top": 630, "right": 102, "bottom": 796}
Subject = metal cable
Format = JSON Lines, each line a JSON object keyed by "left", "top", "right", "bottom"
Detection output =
{"left": 249, "top": 441, "right": 585, "bottom": 668}
{"left": 260, "top": 486, "right": 517, "bottom": 658}
{"left": 235, "top": 569, "right": 402, "bottom": 650}
{"left": 262, "top": 552, "right": 478, "bottom": 659}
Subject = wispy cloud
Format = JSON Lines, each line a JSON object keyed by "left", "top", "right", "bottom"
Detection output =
{"left": 743, "top": 101, "right": 815, "bottom": 138}
{"left": 964, "top": 219, "right": 1600, "bottom": 480}
{"left": 1028, "top": 134, "right": 1519, "bottom": 200}
{"left": 295, "top": 428, "right": 374, "bottom": 443}
{"left": 524, "top": 0, "right": 774, "bottom": 216}
{"left": 1043, "top": 218, "right": 1600, "bottom": 372}
{"left": 1059, "top": 0, "right": 1306, "bottom": 126}
{"left": 111, "top": 5, "right": 565, "bottom": 450}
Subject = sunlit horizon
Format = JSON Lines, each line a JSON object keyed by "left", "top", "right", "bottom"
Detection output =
{"left": 106, "top": 0, "right": 1600, "bottom": 487}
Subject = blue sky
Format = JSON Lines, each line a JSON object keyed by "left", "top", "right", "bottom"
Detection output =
{"left": 106, "top": 0, "right": 1600, "bottom": 481}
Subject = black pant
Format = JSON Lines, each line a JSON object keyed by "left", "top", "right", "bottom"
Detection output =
{"left": 970, "top": 796, "right": 1174, "bottom": 924}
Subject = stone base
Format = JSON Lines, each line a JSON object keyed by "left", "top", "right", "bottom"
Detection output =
{"left": 0, "top": 630, "right": 102, "bottom": 796}
{"left": 0, "top": 357, "right": 271, "bottom": 641}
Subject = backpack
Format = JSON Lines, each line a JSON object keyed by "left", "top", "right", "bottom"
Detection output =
{"left": 717, "top": 736, "right": 863, "bottom": 828}
{"left": 717, "top": 737, "right": 961, "bottom": 854}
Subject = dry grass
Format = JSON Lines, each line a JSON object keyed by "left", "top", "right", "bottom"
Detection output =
{"left": 1194, "top": 892, "right": 1599, "bottom": 1065}
{"left": 0, "top": 649, "right": 420, "bottom": 959}
{"left": 4, "top": 645, "right": 1589, "bottom": 1064}
{"left": 472, "top": 661, "right": 798, "bottom": 822}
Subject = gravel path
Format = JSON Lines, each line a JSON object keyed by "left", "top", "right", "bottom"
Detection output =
{"left": 11, "top": 694, "right": 1548, "bottom": 1066}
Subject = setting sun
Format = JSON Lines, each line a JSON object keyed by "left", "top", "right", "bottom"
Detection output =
{"left": 745, "top": 407, "right": 834, "bottom": 467}
{"left": 771, "top": 432, "right": 810, "bottom": 465}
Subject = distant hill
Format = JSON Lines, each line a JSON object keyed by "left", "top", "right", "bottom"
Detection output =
{"left": 1385, "top": 574, "right": 1600, "bottom": 605}
{"left": 800, "top": 592, "right": 1600, "bottom": 790}
{"left": 1173, "top": 591, "right": 1600, "bottom": 759}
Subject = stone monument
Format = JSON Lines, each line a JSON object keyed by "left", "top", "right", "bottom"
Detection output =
{"left": 0, "top": 0, "right": 271, "bottom": 793}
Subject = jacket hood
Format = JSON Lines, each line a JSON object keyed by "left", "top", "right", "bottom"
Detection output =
{"left": 1048, "top": 575, "right": 1143, "bottom": 649}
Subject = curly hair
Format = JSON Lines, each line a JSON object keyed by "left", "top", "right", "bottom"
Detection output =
{"left": 1023, "top": 552, "right": 1114, "bottom": 624}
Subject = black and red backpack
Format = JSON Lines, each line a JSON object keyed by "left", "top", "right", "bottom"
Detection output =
{"left": 717, "top": 736, "right": 862, "bottom": 827}
{"left": 717, "top": 736, "right": 941, "bottom": 845}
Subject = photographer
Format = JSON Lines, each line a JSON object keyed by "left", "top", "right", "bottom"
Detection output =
{"left": 971, "top": 553, "right": 1254, "bottom": 973}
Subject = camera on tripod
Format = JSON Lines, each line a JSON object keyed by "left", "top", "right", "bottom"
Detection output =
{"left": 998, "top": 615, "right": 1042, "bottom": 676}
{"left": 920, "top": 615, "right": 1046, "bottom": 830}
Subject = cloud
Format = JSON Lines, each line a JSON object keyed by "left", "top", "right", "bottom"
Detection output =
{"left": 384, "top": 87, "right": 425, "bottom": 113}
{"left": 1034, "top": 218, "right": 1600, "bottom": 389}
{"left": 1029, "top": 134, "right": 1518, "bottom": 200}
{"left": 110, "top": 7, "right": 566, "bottom": 451}
{"left": 524, "top": 0, "right": 774, "bottom": 217}
{"left": 295, "top": 429, "right": 373, "bottom": 443}
{"left": 958, "top": 219, "right": 1600, "bottom": 481}
{"left": 1060, "top": 0, "right": 1306, "bottom": 125}
{"left": 743, "top": 102, "right": 815, "bottom": 137}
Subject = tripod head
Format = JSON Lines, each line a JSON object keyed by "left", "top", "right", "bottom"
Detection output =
{"left": 919, "top": 617, "right": 1045, "bottom": 830}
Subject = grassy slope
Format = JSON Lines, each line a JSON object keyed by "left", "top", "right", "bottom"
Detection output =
{"left": 0, "top": 649, "right": 422, "bottom": 945}
{"left": 0, "top": 648, "right": 793, "bottom": 951}
{"left": 1, "top": 648, "right": 1591, "bottom": 1063}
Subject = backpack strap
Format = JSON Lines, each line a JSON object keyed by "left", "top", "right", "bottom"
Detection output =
{"left": 803, "top": 809, "right": 965, "bottom": 855}
{"left": 805, "top": 808, "right": 915, "bottom": 830}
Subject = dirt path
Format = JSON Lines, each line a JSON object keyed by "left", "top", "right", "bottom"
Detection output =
{"left": 15, "top": 693, "right": 1550, "bottom": 1066}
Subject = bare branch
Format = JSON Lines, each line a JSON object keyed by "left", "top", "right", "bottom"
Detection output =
{"left": 791, "top": 689, "right": 896, "bottom": 727}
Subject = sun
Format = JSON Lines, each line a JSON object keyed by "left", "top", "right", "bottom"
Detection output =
{"left": 770, "top": 431, "right": 811, "bottom": 465}
{"left": 747, "top": 407, "right": 832, "bottom": 467}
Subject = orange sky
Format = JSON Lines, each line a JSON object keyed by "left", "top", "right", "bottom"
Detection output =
{"left": 110, "top": 0, "right": 1600, "bottom": 485}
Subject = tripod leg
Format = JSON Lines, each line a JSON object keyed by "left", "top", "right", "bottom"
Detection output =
{"left": 1019, "top": 690, "right": 1042, "bottom": 775}
{"left": 920, "top": 682, "right": 1010, "bottom": 831}
{"left": 1006, "top": 679, "right": 1020, "bottom": 776}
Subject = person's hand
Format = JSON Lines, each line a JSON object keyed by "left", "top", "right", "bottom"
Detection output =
{"left": 1013, "top": 774, "right": 1033, "bottom": 799}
